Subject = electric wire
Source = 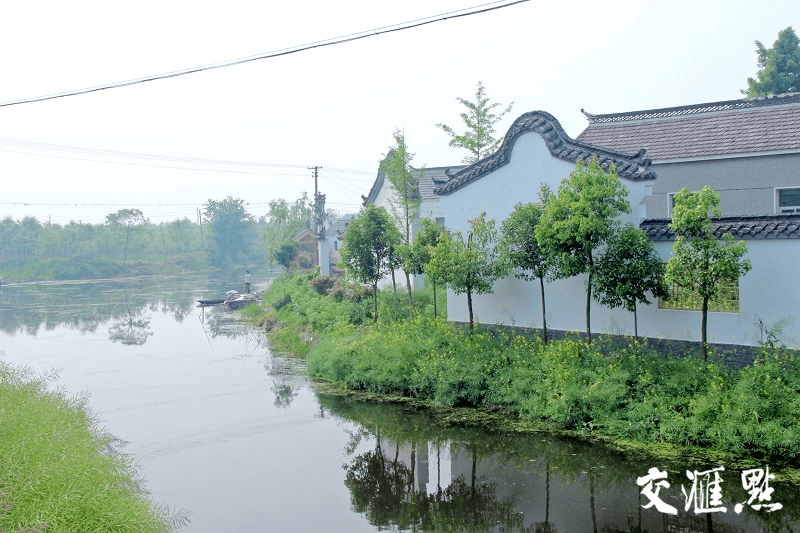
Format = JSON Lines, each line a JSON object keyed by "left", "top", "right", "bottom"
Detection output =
{"left": 0, "top": 0, "right": 528, "bottom": 108}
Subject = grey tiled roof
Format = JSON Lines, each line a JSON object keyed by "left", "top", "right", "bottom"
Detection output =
{"left": 640, "top": 214, "right": 800, "bottom": 240}
{"left": 362, "top": 157, "right": 463, "bottom": 206}
{"left": 435, "top": 111, "right": 657, "bottom": 196}
{"left": 577, "top": 93, "right": 800, "bottom": 160}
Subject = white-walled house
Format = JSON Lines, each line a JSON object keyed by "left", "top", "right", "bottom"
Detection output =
{"left": 577, "top": 93, "right": 800, "bottom": 218}
{"left": 434, "top": 109, "right": 800, "bottom": 348}
{"left": 361, "top": 159, "right": 464, "bottom": 288}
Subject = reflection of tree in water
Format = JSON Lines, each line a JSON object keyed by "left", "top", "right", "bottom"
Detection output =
{"left": 0, "top": 277, "right": 199, "bottom": 336}
{"left": 108, "top": 292, "right": 153, "bottom": 345}
{"left": 268, "top": 358, "right": 301, "bottom": 408}
{"left": 344, "top": 433, "right": 525, "bottom": 532}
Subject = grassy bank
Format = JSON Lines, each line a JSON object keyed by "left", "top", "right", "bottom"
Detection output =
{"left": 0, "top": 362, "right": 186, "bottom": 532}
{"left": 257, "top": 271, "right": 800, "bottom": 462}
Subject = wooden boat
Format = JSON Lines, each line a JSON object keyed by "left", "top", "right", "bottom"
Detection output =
{"left": 197, "top": 298, "right": 226, "bottom": 306}
{"left": 226, "top": 296, "right": 258, "bottom": 309}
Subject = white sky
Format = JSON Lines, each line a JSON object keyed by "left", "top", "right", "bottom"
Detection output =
{"left": 0, "top": 0, "right": 797, "bottom": 225}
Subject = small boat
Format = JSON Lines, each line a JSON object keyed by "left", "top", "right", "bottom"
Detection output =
{"left": 197, "top": 298, "right": 226, "bottom": 306}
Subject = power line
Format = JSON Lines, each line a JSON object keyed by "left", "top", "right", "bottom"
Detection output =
{"left": 0, "top": 137, "right": 375, "bottom": 175}
{"left": 0, "top": 0, "right": 528, "bottom": 108}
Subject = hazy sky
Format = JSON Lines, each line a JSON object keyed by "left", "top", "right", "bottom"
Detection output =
{"left": 1, "top": 0, "right": 797, "bottom": 225}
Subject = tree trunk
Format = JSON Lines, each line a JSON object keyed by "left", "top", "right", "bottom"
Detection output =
{"left": 539, "top": 276, "right": 548, "bottom": 345}
{"left": 404, "top": 270, "right": 413, "bottom": 318}
{"left": 432, "top": 277, "right": 438, "bottom": 318}
{"left": 701, "top": 296, "right": 709, "bottom": 361}
{"left": 467, "top": 288, "right": 474, "bottom": 333}
{"left": 586, "top": 262, "right": 593, "bottom": 343}
{"left": 373, "top": 283, "right": 379, "bottom": 323}
{"left": 391, "top": 267, "right": 396, "bottom": 292}
{"left": 123, "top": 231, "right": 130, "bottom": 267}
{"left": 633, "top": 301, "right": 639, "bottom": 341}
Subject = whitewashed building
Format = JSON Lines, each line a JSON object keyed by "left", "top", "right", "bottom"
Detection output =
{"left": 434, "top": 107, "right": 800, "bottom": 348}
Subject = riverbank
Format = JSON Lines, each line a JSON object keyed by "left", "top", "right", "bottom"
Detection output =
{"left": 0, "top": 361, "right": 186, "bottom": 531}
{"left": 0, "top": 254, "right": 209, "bottom": 283}
{"left": 253, "top": 270, "right": 800, "bottom": 465}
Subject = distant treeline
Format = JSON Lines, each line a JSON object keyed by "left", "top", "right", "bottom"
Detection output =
{"left": 0, "top": 216, "right": 206, "bottom": 263}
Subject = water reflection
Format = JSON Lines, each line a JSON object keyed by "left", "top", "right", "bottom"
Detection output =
{"left": 320, "top": 395, "right": 799, "bottom": 533}
{"left": 108, "top": 292, "right": 153, "bottom": 345}
{"left": 0, "top": 270, "right": 272, "bottom": 343}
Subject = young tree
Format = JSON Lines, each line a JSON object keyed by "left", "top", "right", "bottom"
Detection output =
{"left": 499, "top": 185, "right": 558, "bottom": 344}
{"left": 263, "top": 193, "right": 313, "bottom": 264}
{"left": 405, "top": 218, "right": 447, "bottom": 318}
{"left": 340, "top": 205, "right": 401, "bottom": 323}
{"left": 744, "top": 26, "right": 800, "bottom": 97}
{"left": 536, "top": 159, "right": 631, "bottom": 342}
{"left": 382, "top": 129, "right": 423, "bottom": 317}
{"left": 203, "top": 197, "right": 254, "bottom": 265}
{"left": 436, "top": 82, "right": 514, "bottom": 165}
{"left": 431, "top": 212, "right": 506, "bottom": 332}
{"left": 665, "top": 187, "right": 752, "bottom": 360}
{"left": 593, "top": 225, "right": 668, "bottom": 340}
{"left": 105, "top": 208, "right": 149, "bottom": 267}
{"left": 273, "top": 241, "right": 300, "bottom": 276}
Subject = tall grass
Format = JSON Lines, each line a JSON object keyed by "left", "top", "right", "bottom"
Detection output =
{"left": 0, "top": 362, "right": 186, "bottom": 532}
{"left": 262, "top": 270, "right": 800, "bottom": 460}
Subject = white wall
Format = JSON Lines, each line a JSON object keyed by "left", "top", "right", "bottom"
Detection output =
{"left": 438, "top": 131, "right": 799, "bottom": 348}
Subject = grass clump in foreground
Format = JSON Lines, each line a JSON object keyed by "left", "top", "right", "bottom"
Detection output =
{"left": 0, "top": 362, "right": 187, "bottom": 532}
{"left": 259, "top": 271, "right": 800, "bottom": 462}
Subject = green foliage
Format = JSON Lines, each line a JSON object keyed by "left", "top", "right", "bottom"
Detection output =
{"left": 593, "top": 225, "right": 668, "bottom": 338}
{"left": 0, "top": 362, "right": 185, "bottom": 532}
{"left": 262, "top": 193, "right": 313, "bottom": 266}
{"left": 436, "top": 81, "right": 514, "bottom": 164}
{"left": 744, "top": 26, "right": 800, "bottom": 96}
{"left": 106, "top": 208, "right": 149, "bottom": 267}
{"left": 430, "top": 212, "right": 506, "bottom": 331}
{"left": 340, "top": 205, "right": 401, "bottom": 322}
{"left": 272, "top": 241, "right": 300, "bottom": 275}
{"left": 665, "top": 187, "right": 752, "bottom": 359}
{"left": 307, "top": 315, "right": 800, "bottom": 459}
{"left": 499, "top": 185, "right": 557, "bottom": 342}
{"left": 382, "top": 129, "right": 424, "bottom": 316}
{"left": 203, "top": 196, "right": 256, "bottom": 266}
{"left": 536, "top": 158, "right": 631, "bottom": 339}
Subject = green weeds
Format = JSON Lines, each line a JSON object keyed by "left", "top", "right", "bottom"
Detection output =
{"left": 0, "top": 362, "right": 186, "bottom": 532}
{"left": 260, "top": 271, "right": 800, "bottom": 461}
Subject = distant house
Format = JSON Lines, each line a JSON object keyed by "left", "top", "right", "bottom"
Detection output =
{"left": 434, "top": 107, "right": 800, "bottom": 348}
{"left": 362, "top": 158, "right": 464, "bottom": 288}
{"left": 577, "top": 93, "right": 800, "bottom": 218}
{"left": 318, "top": 214, "right": 356, "bottom": 276}
{"left": 292, "top": 228, "right": 318, "bottom": 268}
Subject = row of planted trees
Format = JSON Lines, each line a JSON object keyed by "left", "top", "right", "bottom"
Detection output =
{"left": 341, "top": 148, "right": 751, "bottom": 360}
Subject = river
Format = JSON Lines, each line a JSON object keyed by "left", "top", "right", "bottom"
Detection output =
{"left": 0, "top": 272, "right": 797, "bottom": 532}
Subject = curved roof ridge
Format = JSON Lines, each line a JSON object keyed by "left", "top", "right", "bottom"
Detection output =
{"left": 640, "top": 213, "right": 800, "bottom": 240}
{"left": 582, "top": 92, "right": 800, "bottom": 124}
{"left": 435, "top": 110, "right": 657, "bottom": 196}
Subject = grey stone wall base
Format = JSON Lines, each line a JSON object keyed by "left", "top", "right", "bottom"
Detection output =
{"left": 449, "top": 322, "right": 798, "bottom": 369}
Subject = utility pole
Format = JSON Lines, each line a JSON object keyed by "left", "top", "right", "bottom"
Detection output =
{"left": 309, "top": 166, "right": 325, "bottom": 267}
{"left": 308, "top": 166, "right": 322, "bottom": 196}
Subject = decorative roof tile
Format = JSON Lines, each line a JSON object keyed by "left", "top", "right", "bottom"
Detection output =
{"left": 577, "top": 93, "right": 800, "bottom": 160}
{"left": 361, "top": 157, "right": 464, "bottom": 206}
{"left": 640, "top": 214, "right": 800, "bottom": 240}
{"left": 435, "top": 111, "right": 657, "bottom": 196}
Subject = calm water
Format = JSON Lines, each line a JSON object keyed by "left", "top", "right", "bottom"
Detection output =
{"left": 0, "top": 273, "right": 797, "bottom": 533}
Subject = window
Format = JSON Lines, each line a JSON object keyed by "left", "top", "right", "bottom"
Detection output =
{"left": 667, "top": 193, "right": 677, "bottom": 217}
{"left": 659, "top": 279, "right": 740, "bottom": 312}
{"left": 776, "top": 187, "right": 800, "bottom": 213}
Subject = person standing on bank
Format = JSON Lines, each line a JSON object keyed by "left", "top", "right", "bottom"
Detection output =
{"left": 243, "top": 270, "right": 251, "bottom": 294}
